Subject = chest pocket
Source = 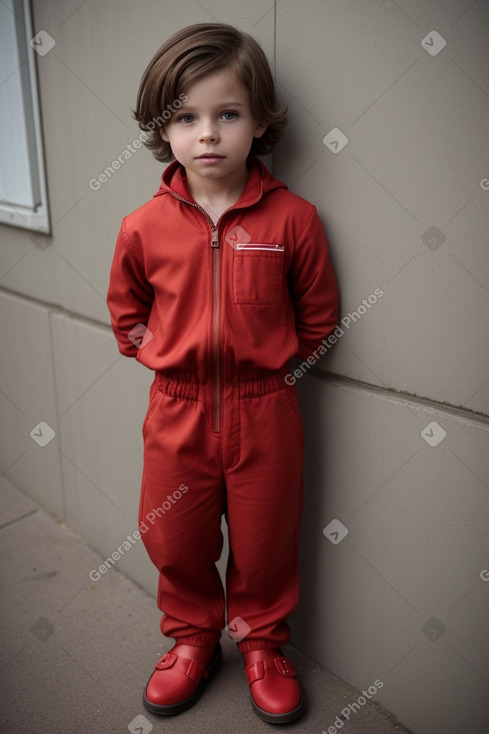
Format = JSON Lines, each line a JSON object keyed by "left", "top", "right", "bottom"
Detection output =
{"left": 233, "top": 242, "right": 285, "bottom": 305}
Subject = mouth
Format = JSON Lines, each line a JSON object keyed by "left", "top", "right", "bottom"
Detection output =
{"left": 196, "top": 154, "right": 224, "bottom": 160}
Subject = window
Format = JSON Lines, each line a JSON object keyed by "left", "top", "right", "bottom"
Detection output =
{"left": 0, "top": 0, "right": 50, "bottom": 233}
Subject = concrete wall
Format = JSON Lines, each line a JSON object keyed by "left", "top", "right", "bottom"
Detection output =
{"left": 0, "top": 2, "right": 488, "bottom": 732}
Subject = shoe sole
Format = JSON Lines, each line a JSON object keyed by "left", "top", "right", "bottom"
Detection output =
{"left": 143, "top": 643, "right": 222, "bottom": 716}
{"left": 250, "top": 690, "right": 305, "bottom": 725}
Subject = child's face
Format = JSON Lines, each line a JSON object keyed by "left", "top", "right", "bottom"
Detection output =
{"left": 161, "top": 68, "right": 267, "bottom": 192}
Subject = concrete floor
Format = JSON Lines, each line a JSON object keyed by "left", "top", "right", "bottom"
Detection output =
{"left": 0, "top": 478, "right": 415, "bottom": 734}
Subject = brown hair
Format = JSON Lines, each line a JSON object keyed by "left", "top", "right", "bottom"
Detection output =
{"left": 133, "top": 23, "right": 287, "bottom": 162}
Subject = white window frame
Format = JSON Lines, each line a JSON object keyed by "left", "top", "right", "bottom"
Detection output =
{"left": 0, "top": 0, "right": 50, "bottom": 234}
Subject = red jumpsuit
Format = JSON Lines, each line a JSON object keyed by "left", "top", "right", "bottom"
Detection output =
{"left": 107, "top": 158, "right": 339, "bottom": 652}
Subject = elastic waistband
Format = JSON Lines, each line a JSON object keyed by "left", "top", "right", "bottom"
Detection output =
{"left": 154, "top": 366, "right": 290, "bottom": 401}
{"left": 154, "top": 371, "right": 199, "bottom": 401}
{"left": 237, "top": 366, "right": 290, "bottom": 399}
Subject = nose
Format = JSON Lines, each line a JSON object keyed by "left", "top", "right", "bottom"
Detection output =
{"left": 199, "top": 119, "right": 219, "bottom": 144}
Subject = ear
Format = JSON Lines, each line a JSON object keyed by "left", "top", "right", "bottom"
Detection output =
{"left": 254, "top": 122, "right": 268, "bottom": 139}
{"left": 160, "top": 127, "right": 169, "bottom": 143}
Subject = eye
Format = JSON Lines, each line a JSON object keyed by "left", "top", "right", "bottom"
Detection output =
{"left": 178, "top": 114, "right": 195, "bottom": 124}
{"left": 221, "top": 111, "right": 238, "bottom": 121}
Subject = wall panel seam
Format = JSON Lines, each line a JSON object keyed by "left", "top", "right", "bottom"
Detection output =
{"left": 1, "top": 285, "right": 487, "bottom": 428}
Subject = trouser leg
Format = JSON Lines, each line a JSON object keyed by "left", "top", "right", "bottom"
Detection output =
{"left": 224, "top": 377, "right": 304, "bottom": 652}
{"left": 140, "top": 375, "right": 225, "bottom": 646}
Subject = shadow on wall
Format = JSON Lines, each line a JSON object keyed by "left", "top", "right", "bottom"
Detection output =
{"left": 290, "top": 374, "right": 338, "bottom": 663}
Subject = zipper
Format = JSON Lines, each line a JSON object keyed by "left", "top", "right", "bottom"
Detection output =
{"left": 211, "top": 227, "right": 221, "bottom": 432}
{"left": 168, "top": 192, "right": 223, "bottom": 431}
{"left": 168, "top": 180, "right": 264, "bottom": 434}
{"left": 236, "top": 242, "right": 284, "bottom": 251}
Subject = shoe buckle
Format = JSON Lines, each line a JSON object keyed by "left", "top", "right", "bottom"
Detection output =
{"left": 275, "top": 657, "right": 293, "bottom": 676}
{"left": 155, "top": 652, "right": 176, "bottom": 670}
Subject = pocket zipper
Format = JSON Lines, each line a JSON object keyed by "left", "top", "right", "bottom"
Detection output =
{"left": 236, "top": 243, "right": 284, "bottom": 252}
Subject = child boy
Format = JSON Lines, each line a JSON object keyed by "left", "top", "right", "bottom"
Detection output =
{"left": 107, "top": 22, "right": 339, "bottom": 725}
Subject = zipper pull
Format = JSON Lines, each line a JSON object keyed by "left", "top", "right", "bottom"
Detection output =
{"left": 211, "top": 228, "right": 219, "bottom": 248}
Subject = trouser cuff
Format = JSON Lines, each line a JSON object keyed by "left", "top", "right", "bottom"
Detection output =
{"left": 172, "top": 632, "right": 221, "bottom": 647}
{"left": 237, "top": 638, "right": 287, "bottom": 652}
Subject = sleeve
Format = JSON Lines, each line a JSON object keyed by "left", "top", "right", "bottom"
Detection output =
{"left": 288, "top": 205, "right": 340, "bottom": 360}
{"left": 106, "top": 219, "right": 154, "bottom": 358}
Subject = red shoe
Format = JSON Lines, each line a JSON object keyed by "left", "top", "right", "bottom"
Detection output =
{"left": 143, "top": 642, "right": 222, "bottom": 716}
{"left": 243, "top": 649, "right": 305, "bottom": 724}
